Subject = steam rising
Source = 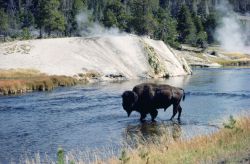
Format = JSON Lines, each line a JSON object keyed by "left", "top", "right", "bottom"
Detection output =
{"left": 76, "top": 11, "right": 125, "bottom": 37}
{"left": 76, "top": 3, "right": 250, "bottom": 53}
{"left": 215, "top": 0, "right": 250, "bottom": 54}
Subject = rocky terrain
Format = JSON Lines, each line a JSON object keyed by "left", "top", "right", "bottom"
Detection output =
{"left": 0, "top": 35, "right": 192, "bottom": 81}
{"left": 173, "top": 45, "right": 250, "bottom": 68}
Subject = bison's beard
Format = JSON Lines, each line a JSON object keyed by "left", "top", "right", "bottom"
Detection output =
{"left": 127, "top": 110, "right": 132, "bottom": 117}
{"left": 122, "top": 103, "right": 134, "bottom": 117}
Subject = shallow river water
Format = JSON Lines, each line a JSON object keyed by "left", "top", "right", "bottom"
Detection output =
{"left": 0, "top": 68, "right": 250, "bottom": 163}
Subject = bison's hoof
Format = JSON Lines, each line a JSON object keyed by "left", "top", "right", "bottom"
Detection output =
{"left": 151, "top": 119, "right": 156, "bottom": 122}
{"left": 140, "top": 119, "right": 146, "bottom": 123}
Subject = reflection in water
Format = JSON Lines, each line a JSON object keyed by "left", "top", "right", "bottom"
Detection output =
{"left": 145, "top": 75, "right": 191, "bottom": 89}
{"left": 172, "top": 123, "right": 182, "bottom": 140}
{"left": 123, "top": 121, "right": 182, "bottom": 147}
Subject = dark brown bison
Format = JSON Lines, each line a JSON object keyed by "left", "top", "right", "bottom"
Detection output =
{"left": 122, "top": 83, "right": 185, "bottom": 122}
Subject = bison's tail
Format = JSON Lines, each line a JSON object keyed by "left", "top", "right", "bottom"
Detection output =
{"left": 181, "top": 89, "right": 185, "bottom": 101}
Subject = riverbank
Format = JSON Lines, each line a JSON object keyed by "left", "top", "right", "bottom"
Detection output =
{"left": 0, "top": 69, "right": 86, "bottom": 95}
{"left": 0, "top": 35, "right": 193, "bottom": 95}
{"left": 174, "top": 45, "right": 250, "bottom": 68}
{"left": 56, "top": 116, "right": 250, "bottom": 164}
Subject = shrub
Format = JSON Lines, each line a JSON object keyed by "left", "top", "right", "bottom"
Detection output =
{"left": 223, "top": 115, "right": 236, "bottom": 129}
{"left": 119, "top": 150, "right": 130, "bottom": 164}
{"left": 21, "top": 28, "right": 32, "bottom": 40}
{"left": 57, "top": 148, "right": 65, "bottom": 164}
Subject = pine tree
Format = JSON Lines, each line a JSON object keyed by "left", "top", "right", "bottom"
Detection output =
{"left": 0, "top": 8, "right": 8, "bottom": 40}
{"left": 34, "top": 0, "right": 46, "bottom": 38}
{"left": 103, "top": 9, "right": 118, "bottom": 27}
{"left": 129, "top": 0, "right": 159, "bottom": 36}
{"left": 34, "top": 0, "right": 66, "bottom": 37}
{"left": 0, "top": 0, "right": 221, "bottom": 45}
{"left": 86, "top": 0, "right": 107, "bottom": 21}
{"left": 66, "top": 0, "right": 86, "bottom": 36}
{"left": 0, "top": 0, "right": 8, "bottom": 10}
{"left": 177, "top": 5, "right": 197, "bottom": 45}
{"left": 102, "top": 0, "right": 129, "bottom": 31}
{"left": 204, "top": 13, "right": 217, "bottom": 44}
{"left": 6, "top": 0, "right": 20, "bottom": 34}
{"left": 19, "top": 10, "right": 35, "bottom": 28}
{"left": 193, "top": 14, "right": 207, "bottom": 47}
{"left": 43, "top": 0, "right": 65, "bottom": 36}
{"left": 154, "top": 7, "right": 179, "bottom": 48}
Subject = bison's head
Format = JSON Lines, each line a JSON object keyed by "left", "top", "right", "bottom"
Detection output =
{"left": 122, "top": 91, "right": 138, "bottom": 117}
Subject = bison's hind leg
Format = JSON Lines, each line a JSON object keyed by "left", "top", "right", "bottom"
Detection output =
{"left": 170, "top": 104, "right": 178, "bottom": 120}
{"left": 140, "top": 113, "right": 147, "bottom": 122}
{"left": 177, "top": 106, "right": 182, "bottom": 120}
{"left": 150, "top": 110, "right": 158, "bottom": 122}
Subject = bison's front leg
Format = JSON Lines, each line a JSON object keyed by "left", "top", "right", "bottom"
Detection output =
{"left": 150, "top": 110, "right": 158, "bottom": 122}
{"left": 140, "top": 113, "right": 147, "bottom": 122}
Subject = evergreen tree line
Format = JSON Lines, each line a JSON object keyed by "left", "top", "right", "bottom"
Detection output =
{"left": 0, "top": 0, "right": 218, "bottom": 48}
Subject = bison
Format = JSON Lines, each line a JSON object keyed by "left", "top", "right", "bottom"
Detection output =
{"left": 122, "top": 83, "right": 185, "bottom": 122}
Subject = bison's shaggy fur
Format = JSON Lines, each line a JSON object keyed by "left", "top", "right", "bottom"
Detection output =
{"left": 122, "top": 83, "right": 185, "bottom": 121}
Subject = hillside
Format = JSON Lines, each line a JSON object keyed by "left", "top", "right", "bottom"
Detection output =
{"left": 165, "top": 0, "right": 250, "bottom": 15}
{"left": 1, "top": 0, "right": 250, "bottom": 51}
{"left": 0, "top": 35, "right": 192, "bottom": 81}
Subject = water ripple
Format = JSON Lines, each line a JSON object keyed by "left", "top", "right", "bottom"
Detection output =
{"left": 186, "top": 91, "right": 250, "bottom": 99}
{"left": 1, "top": 68, "right": 250, "bottom": 163}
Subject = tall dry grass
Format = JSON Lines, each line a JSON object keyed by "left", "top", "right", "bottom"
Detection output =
{"left": 0, "top": 68, "right": 43, "bottom": 79}
{"left": 209, "top": 58, "right": 250, "bottom": 66}
{"left": 207, "top": 52, "right": 250, "bottom": 66}
{"left": 0, "top": 69, "right": 85, "bottom": 95}
{"left": 22, "top": 116, "right": 250, "bottom": 164}
{"left": 105, "top": 116, "right": 250, "bottom": 164}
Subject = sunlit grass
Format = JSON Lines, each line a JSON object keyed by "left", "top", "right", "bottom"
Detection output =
{"left": 106, "top": 116, "right": 250, "bottom": 164}
{"left": 0, "top": 68, "right": 44, "bottom": 79}
{"left": 209, "top": 58, "right": 250, "bottom": 66}
{"left": 223, "top": 52, "right": 249, "bottom": 59}
{"left": 0, "top": 69, "right": 86, "bottom": 95}
{"left": 184, "top": 45, "right": 250, "bottom": 67}
{"left": 207, "top": 51, "right": 250, "bottom": 66}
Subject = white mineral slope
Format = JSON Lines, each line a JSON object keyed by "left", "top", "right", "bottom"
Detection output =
{"left": 0, "top": 35, "right": 192, "bottom": 80}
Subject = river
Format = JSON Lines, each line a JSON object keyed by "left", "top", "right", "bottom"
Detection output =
{"left": 0, "top": 68, "right": 250, "bottom": 163}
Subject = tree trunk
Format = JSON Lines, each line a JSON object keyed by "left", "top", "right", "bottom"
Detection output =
{"left": 39, "top": 27, "right": 42, "bottom": 38}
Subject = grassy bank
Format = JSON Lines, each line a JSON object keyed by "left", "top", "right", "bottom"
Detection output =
{"left": 0, "top": 69, "right": 86, "bottom": 95}
{"left": 208, "top": 51, "right": 250, "bottom": 66}
{"left": 209, "top": 57, "right": 250, "bottom": 67}
{"left": 108, "top": 116, "right": 250, "bottom": 164}
{"left": 177, "top": 45, "right": 250, "bottom": 67}
{"left": 49, "top": 116, "right": 250, "bottom": 164}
